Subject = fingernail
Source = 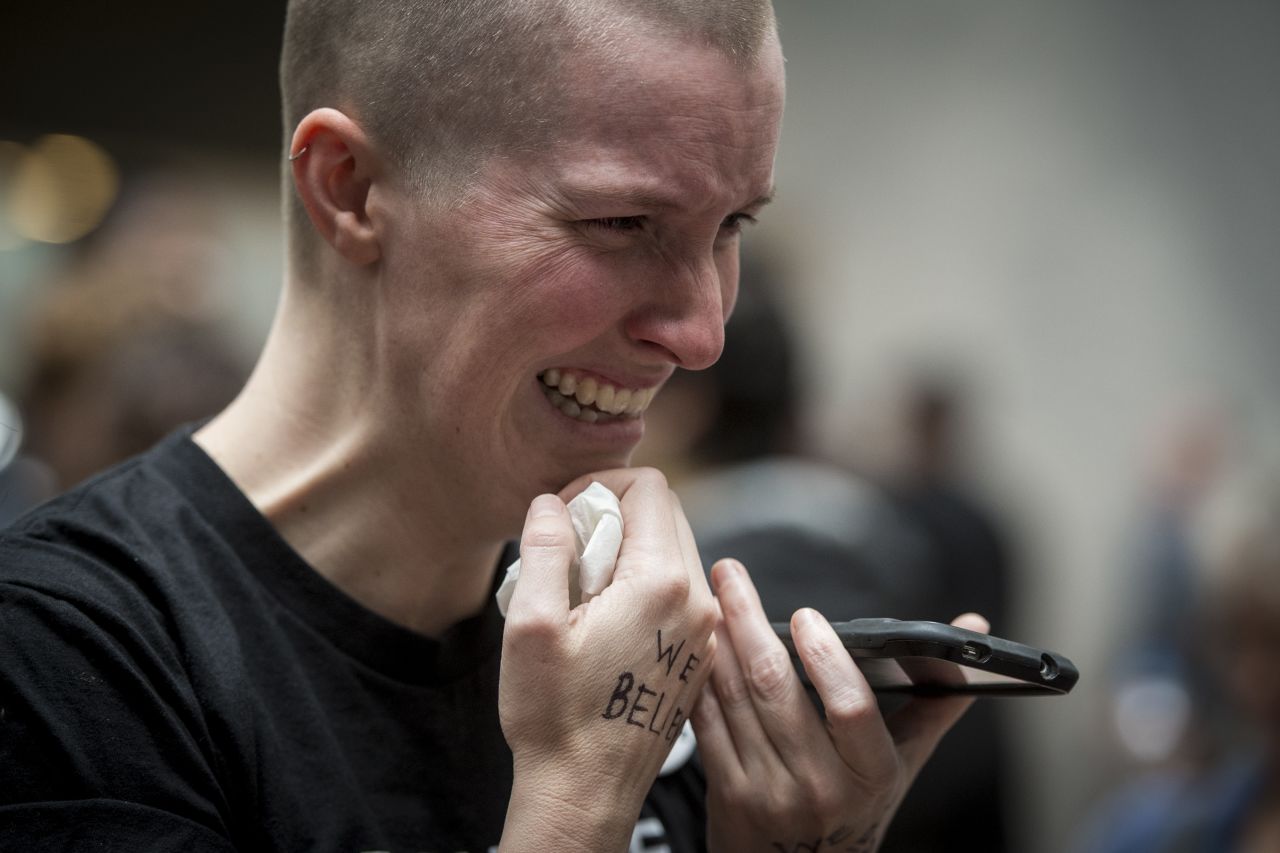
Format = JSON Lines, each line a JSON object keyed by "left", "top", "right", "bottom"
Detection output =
{"left": 529, "top": 494, "right": 561, "bottom": 518}
{"left": 795, "top": 608, "right": 822, "bottom": 629}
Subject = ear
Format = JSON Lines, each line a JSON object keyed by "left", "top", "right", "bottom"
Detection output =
{"left": 289, "top": 108, "right": 383, "bottom": 266}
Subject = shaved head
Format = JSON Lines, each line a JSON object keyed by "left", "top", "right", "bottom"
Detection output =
{"left": 279, "top": 0, "right": 777, "bottom": 266}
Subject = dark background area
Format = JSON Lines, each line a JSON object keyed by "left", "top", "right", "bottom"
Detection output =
{"left": 2, "top": 1, "right": 286, "bottom": 161}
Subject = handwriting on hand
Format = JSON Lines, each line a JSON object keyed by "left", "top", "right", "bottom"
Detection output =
{"left": 601, "top": 629, "right": 701, "bottom": 743}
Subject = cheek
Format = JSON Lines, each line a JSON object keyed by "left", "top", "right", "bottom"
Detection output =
{"left": 507, "top": 250, "right": 634, "bottom": 344}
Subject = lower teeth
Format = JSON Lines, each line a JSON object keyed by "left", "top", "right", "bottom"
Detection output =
{"left": 542, "top": 384, "right": 625, "bottom": 423}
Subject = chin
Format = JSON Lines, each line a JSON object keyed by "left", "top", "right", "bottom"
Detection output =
{"left": 539, "top": 452, "right": 634, "bottom": 495}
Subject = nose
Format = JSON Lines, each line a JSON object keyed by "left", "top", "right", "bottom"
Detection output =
{"left": 624, "top": 254, "right": 735, "bottom": 370}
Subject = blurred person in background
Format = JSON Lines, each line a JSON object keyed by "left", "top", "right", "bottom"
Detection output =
{"left": 11, "top": 175, "right": 247, "bottom": 496}
{"left": 1076, "top": 478, "right": 1280, "bottom": 853}
{"left": 1108, "top": 410, "right": 1228, "bottom": 770}
{"left": 877, "top": 375, "right": 1013, "bottom": 631}
{"left": 869, "top": 373, "right": 1017, "bottom": 851}
{"left": 637, "top": 269, "right": 1012, "bottom": 852}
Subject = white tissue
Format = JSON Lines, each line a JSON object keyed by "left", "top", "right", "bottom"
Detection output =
{"left": 495, "top": 481, "right": 624, "bottom": 617}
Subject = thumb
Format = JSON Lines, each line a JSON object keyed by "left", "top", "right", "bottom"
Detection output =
{"left": 507, "top": 494, "right": 576, "bottom": 623}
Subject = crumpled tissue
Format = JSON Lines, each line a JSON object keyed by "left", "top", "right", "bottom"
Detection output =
{"left": 495, "top": 481, "right": 623, "bottom": 617}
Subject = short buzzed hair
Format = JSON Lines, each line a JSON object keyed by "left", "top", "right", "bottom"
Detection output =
{"left": 279, "top": 0, "right": 776, "bottom": 267}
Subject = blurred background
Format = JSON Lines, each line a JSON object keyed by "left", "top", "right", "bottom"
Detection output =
{"left": 3, "top": 1, "right": 1278, "bottom": 850}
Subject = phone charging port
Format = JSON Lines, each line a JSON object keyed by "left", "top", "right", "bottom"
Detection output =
{"left": 961, "top": 642, "right": 991, "bottom": 664}
{"left": 1040, "top": 654, "right": 1059, "bottom": 681}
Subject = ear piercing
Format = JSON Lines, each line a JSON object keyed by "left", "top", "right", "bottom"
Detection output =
{"left": 288, "top": 146, "right": 309, "bottom": 161}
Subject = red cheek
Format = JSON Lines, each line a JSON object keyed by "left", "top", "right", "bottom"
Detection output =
{"left": 508, "top": 259, "right": 632, "bottom": 348}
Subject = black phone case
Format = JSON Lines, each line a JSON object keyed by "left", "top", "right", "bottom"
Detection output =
{"left": 772, "top": 618, "right": 1079, "bottom": 696}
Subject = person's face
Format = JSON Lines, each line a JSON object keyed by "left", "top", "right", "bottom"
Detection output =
{"left": 375, "top": 27, "right": 785, "bottom": 525}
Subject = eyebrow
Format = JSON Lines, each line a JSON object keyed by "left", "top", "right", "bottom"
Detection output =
{"left": 564, "top": 184, "right": 776, "bottom": 213}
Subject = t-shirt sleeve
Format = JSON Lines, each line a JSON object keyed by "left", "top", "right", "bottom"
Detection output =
{"left": 0, "top": 577, "right": 235, "bottom": 852}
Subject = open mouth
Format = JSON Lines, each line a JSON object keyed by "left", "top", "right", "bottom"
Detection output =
{"left": 538, "top": 369, "right": 657, "bottom": 424}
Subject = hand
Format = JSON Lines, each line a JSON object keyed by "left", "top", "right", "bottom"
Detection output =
{"left": 498, "top": 468, "right": 717, "bottom": 851}
{"left": 692, "top": 558, "right": 987, "bottom": 853}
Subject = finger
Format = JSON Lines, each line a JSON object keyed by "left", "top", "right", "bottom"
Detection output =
{"left": 706, "top": 614, "right": 781, "bottom": 776}
{"left": 951, "top": 611, "right": 990, "bottom": 634}
{"left": 690, "top": 680, "right": 746, "bottom": 787}
{"left": 507, "top": 494, "right": 574, "bottom": 622}
{"left": 711, "top": 560, "right": 832, "bottom": 770}
{"left": 667, "top": 500, "right": 717, "bottom": 693}
{"left": 791, "top": 607, "right": 899, "bottom": 784}
{"left": 671, "top": 493, "right": 713, "bottom": 595}
{"left": 557, "top": 466, "right": 658, "bottom": 504}
{"left": 884, "top": 612, "right": 989, "bottom": 777}
{"left": 560, "top": 468, "right": 684, "bottom": 584}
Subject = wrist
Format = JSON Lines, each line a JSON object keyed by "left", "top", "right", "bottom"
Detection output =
{"left": 501, "top": 759, "right": 646, "bottom": 853}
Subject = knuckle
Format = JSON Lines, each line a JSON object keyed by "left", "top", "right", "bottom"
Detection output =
{"left": 822, "top": 688, "right": 878, "bottom": 728}
{"left": 747, "top": 651, "right": 794, "bottom": 702}
{"left": 521, "top": 524, "right": 571, "bottom": 552}
{"left": 720, "top": 779, "right": 751, "bottom": 809}
{"left": 651, "top": 571, "right": 691, "bottom": 604}
{"left": 693, "top": 598, "right": 718, "bottom": 637}
{"left": 760, "top": 788, "right": 797, "bottom": 826}
{"left": 799, "top": 633, "right": 842, "bottom": 669}
{"left": 839, "top": 739, "right": 901, "bottom": 792}
{"left": 718, "top": 586, "right": 754, "bottom": 619}
{"left": 712, "top": 776, "right": 756, "bottom": 811}
{"left": 717, "top": 673, "right": 753, "bottom": 711}
{"left": 504, "top": 611, "right": 561, "bottom": 645}
{"left": 804, "top": 780, "right": 844, "bottom": 819}
{"left": 629, "top": 466, "right": 669, "bottom": 491}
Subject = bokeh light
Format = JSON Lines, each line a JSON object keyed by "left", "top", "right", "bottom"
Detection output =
{"left": 5, "top": 134, "right": 119, "bottom": 245}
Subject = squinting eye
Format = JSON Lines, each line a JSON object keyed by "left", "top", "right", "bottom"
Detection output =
{"left": 584, "top": 216, "right": 646, "bottom": 232}
{"left": 721, "top": 213, "right": 758, "bottom": 235}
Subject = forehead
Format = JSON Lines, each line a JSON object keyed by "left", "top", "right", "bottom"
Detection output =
{"left": 541, "top": 27, "right": 785, "bottom": 205}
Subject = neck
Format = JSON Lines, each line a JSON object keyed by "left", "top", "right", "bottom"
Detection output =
{"left": 195, "top": 284, "right": 506, "bottom": 637}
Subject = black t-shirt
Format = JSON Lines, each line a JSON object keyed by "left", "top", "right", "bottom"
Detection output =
{"left": 0, "top": 427, "right": 705, "bottom": 851}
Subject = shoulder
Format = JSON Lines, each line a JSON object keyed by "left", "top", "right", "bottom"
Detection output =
{"left": 0, "top": 441, "right": 240, "bottom": 841}
{"left": 0, "top": 453, "right": 203, "bottom": 700}
{"left": 0, "top": 425, "right": 233, "bottom": 608}
{"left": 0, "top": 433, "right": 247, "bottom": 708}
{"left": 2, "top": 455, "right": 178, "bottom": 620}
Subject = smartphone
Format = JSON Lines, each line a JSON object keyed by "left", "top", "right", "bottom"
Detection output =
{"left": 773, "top": 618, "right": 1078, "bottom": 696}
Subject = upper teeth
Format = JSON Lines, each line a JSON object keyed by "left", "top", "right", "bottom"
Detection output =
{"left": 540, "top": 369, "right": 657, "bottom": 419}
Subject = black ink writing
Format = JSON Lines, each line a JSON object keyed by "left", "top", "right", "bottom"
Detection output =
{"left": 647, "top": 689, "right": 666, "bottom": 735}
{"left": 664, "top": 706, "right": 684, "bottom": 742}
{"left": 603, "top": 672, "right": 635, "bottom": 720}
{"left": 601, "top": 671, "right": 686, "bottom": 743}
{"left": 603, "top": 628, "right": 699, "bottom": 741}
{"left": 767, "top": 823, "right": 881, "bottom": 853}
{"left": 601, "top": 677, "right": 686, "bottom": 740}
{"left": 825, "top": 825, "right": 856, "bottom": 844}
{"left": 657, "top": 628, "right": 700, "bottom": 683}
{"left": 656, "top": 628, "right": 686, "bottom": 676}
{"left": 771, "top": 841, "right": 822, "bottom": 853}
{"left": 627, "top": 683, "right": 657, "bottom": 728}
{"left": 679, "top": 651, "right": 699, "bottom": 682}
{"left": 844, "top": 821, "right": 881, "bottom": 853}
